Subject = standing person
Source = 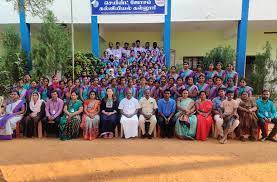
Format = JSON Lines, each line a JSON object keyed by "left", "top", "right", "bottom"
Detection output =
{"left": 113, "top": 42, "right": 122, "bottom": 59}
{"left": 225, "top": 64, "right": 238, "bottom": 86}
{"left": 139, "top": 89, "right": 157, "bottom": 139}
{"left": 175, "top": 90, "right": 197, "bottom": 140}
{"left": 80, "top": 76, "right": 90, "bottom": 102}
{"left": 215, "top": 62, "right": 226, "bottom": 81}
{"left": 0, "top": 91, "right": 26, "bottom": 140}
{"left": 59, "top": 91, "right": 83, "bottom": 140}
{"left": 48, "top": 75, "right": 60, "bottom": 95}
{"left": 238, "top": 78, "right": 253, "bottom": 97}
{"left": 99, "top": 88, "right": 119, "bottom": 139}
{"left": 134, "top": 40, "right": 143, "bottom": 56}
{"left": 42, "top": 90, "right": 64, "bottom": 137}
{"left": 119, "top": 89, "right": 140, "bottom": 139}
{"left": 15, "top": 79, "right": 27, "bottom": 101}
{"left": 106, "top": 42, "right": 114, "bottom": 57}
{"left": 157, "top": 89, "right": 176, "bottom": 138}
{"left": 212, "top": 88, "right": 227, "bottom": 140}
{"left": 26, "top": 81, "right": 38, "bottom": 102}
{"left": 226, "top": 78, "right": 239, "bottom": 99}
{"left": 136, "top": 77, "right": 149, "bottom": 101}
{"left": 122, "top": 42, "right": 130, "bottom": 58}
{"left": 209, "top": 76, "right": 226, "bottom": 100}
{"left": 196, "top": 74, "right": 210, "bottom": 95}
{"left": 81, "top": 91, "right": 100, "bottom": 140}
{"left": 196, "top": 91, "right": 213, "bottom": 141}
{"left": 193, "top": 65, "right": 204, "bottom": 84}
{"left": 117, "top": 77, "right": 126, "bottom": 102}
{"left": 256, "top": 90, "right": 277, "bottom": 142}
{"left": 237, "top": 92, "right": 258, "bottom": 141}
{"left": 178, "top": 62, "right": 194, "bottom": 83}
{"left": 38, "top": 77, "right": 50, "bottom": 101}
{"left": 185, "top": 77, "right": 198, "bottom": 100}
{"left": 23, "top": 92, "right": 45, "bottom": 138}
{"left": 23, "top": 74, "right": 31, "bottom": 90}
{"left": 219, "top": 90, "right": 240, "bottom": 144}
{"left": 205, "top": 63, "right": 217, "bottom": 81}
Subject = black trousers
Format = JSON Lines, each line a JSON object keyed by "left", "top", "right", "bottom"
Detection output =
{"left": 157, "top": 115, "right": 175, "bottom": 138}
{"left": 258, "top": 118, "right": 277, "bottom": 138}
{"left": 42, "top": 116, "right": 61, "bottom": 137}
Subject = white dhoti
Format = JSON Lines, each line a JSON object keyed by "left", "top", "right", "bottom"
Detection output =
{"left": 0, "top": 115, "right": 23, "bottom": 135}
{"left": 120, "top": 115, "right": 139, "bottom": 139}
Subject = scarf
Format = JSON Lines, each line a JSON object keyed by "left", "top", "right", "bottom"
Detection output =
{"left": 30, "top": 92, "right": 43, "bottom": 114}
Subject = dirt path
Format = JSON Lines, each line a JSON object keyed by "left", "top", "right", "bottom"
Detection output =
{"left": 0, "top": 138, "right": 277, "bottom": 182}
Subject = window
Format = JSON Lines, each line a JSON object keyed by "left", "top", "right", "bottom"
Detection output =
{"left": 183, "top": 56, "right": 204, "bottom": 69}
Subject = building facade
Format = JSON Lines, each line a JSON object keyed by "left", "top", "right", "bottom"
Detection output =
{"left": 0, "top": 0, "right": 277, "bottom": 77}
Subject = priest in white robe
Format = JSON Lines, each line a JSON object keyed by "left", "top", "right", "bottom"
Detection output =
{"left": 119, "top": 89, "right": 140, "bottom": 139}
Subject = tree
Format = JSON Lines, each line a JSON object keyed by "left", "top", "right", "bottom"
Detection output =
{"left": 32, "top": 11, "right": 71, "bottom": 78}
{"left": 6, "top": 0, "right": 53, "bottom": 16}
{"left": 203, "top": 46, "right": 236, "bottom": 70}
{"left": 250, "top": 42, "right": 277, "bottom": 94}
{"left": 0, "top": 26, "right": 27, "bottom": 95}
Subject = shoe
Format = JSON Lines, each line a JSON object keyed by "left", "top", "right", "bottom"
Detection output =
{"left": 147, "top": 134, "right": 153, "bottom": 139}
{"left": 239, "top": 136, "right": 246, "bottom": 142}
{"left": 219, "top": 137, "right": 227, "bottom": 144}
{"left": 248, "top": 136, "right": 256, "bottom": 141}
{"left": 141, "top": 134, "right": 146, "bottom": 139}
{"left": 217, "top": 135, "right": 223, "bottom": 140}
{"left": 260, "top": 137, "right": 267, "bottom": 142}
{"left": 266, "top": 137, "right": 277, "bottom": 142}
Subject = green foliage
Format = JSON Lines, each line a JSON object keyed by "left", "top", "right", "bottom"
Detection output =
{"left": 0, "top": 26, "right": 27, "bottom": 95}
{"left": 203, "top": 46, "right": 235, "bottom": 70}
{"left": 250, "top": 42, "right": 276, "bottom": 94}
{"left": 6, "top": 0, "right": 54, "bottom": 16}
{"left": 32, "top": 11, "right": 71, "bottom": 79}
{"left": 64, "top": 52, "right": 105, "bottom": 79}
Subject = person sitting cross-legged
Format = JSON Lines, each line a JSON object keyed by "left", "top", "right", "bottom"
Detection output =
{"left": 139, "top": 89, "right": 157, "bottom": 139}
{"left": 256, "top": 90, "right": 277, "bottom": 142}
{"left": 157, "top": 89, "right": 176, "bottom": 138}
{"left": 119, "top": 89, "right": 140, "bottom": 139}
{"left": 219, "top": 90, "right": 240, "bottom": 144}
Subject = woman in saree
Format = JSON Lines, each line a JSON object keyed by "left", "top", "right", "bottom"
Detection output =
{"left": 238, "top": 78, "right": 253, "bottom": 97}
{"left": 186, "top": 77, "right": 198, "bottom": 100}
{"left": 81, "top": 91, "right": 100, "bottom": 140}
{"left": 175, "top": 90, "right": 197, "bottom": 140}
{"left": 99, "top": 88, "right": 119, "bottom": 139}
{"left": 0, "top": 90, "right": 25, "bottom": 140}
{"left": 23, "top": 91, "right": 45, "bottom": 137}
{"left": 237, "top": 91, "right": 258, "bottom": 141}
{"left": 59, "top": 91, "right": 83, "bottom": 140}
{"left": 196, "top": 91, "right": 213, "bottom": 141}
{"left": 205, "top": 63, "right": 217, "bottom": 81}
{"left": 16, "top": 79, "right": 27, "bottom": 101}
{"left": 225, "top": 64, "right": 238, "bottom": 86}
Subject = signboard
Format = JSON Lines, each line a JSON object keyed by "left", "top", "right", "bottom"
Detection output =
{"left": 91, "top": 0, "right": 166, "bottom": 15}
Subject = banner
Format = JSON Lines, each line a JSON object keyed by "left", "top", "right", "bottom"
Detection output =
{"left": 91, "top": 0, "right": 166, "bottom": 15}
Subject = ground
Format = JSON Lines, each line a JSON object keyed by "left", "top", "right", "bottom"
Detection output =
{"left": 0, "top": 138, "right": 277, "bottom": 182}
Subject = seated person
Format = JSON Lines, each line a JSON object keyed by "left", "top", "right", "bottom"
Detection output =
{"left": 119, "top": 89, "right": 140, "bottom": 139}
{"left": 219, "top": 91, "right": 240, "bottom": 144}
{"left": 23, "top": 91, "right": 45, "bottom": 138}
{"left": 139, "top": 89, "right": 157, "bottom": 139}
{"left": 42, "top": 90, "right": 64, "bottom": 137}
{"left": 256, "top": 90, "right": 277, "bottom": 142}
{"left": 0, "top": 91, "right": 25, "bottom": 140}
{"left": 157, "top": 89, "right": 176, "bottom": 138}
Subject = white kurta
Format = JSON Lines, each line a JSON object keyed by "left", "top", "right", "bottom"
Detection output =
{"left": 119, "top": 97, "right": 140, "bottom": 139}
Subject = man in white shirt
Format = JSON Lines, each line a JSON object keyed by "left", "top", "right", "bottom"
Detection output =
{"left": 122, "top": 42, "right": 130, "bottom": 58}
{"left": 119, "top": 89, "right": 140, "bottom": 139}
{"left": 113, "top": 42, "right": 122, "bottom": 59}
{"left": 106, "top": 42, "right": 114, "bottom": 57}
{"left": 139, "top": 89, "right": 157, "bottom": 139}
{"left": 134, "top": 40, "right": 144, "bottom": 56}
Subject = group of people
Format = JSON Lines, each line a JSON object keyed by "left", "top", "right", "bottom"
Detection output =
{"left": 0, "top": 40, "right": 276, "bottom": 143}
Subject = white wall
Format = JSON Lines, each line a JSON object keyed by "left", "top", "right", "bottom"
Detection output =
{"left": 1, "top": 0, "right": 277, "bottom": 24}
{"left": 172, "top": 0, "right": 242, "bottom": 21}
{"left": 249, "top": 0, "right": 277, "bottom": 20}
{"left": 0, "top": 0, "right": 19, "bottom": 24}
